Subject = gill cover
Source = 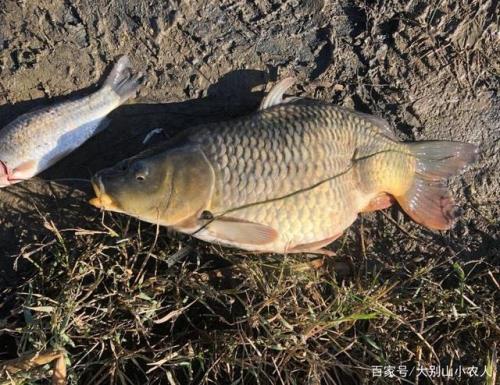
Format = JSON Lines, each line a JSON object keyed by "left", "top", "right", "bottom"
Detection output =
{"left": 91, "top": 145, "right": 216, "bottom": 227}
{"left": 162, "top": 147, "right": 216, "bottom": 226}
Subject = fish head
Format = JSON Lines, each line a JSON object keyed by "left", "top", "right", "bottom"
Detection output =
{"left": 90, "top": 151, "right": 173, "bottom": 220}
{"left": 89, "top": 146, "right": 215, "bottom": 226}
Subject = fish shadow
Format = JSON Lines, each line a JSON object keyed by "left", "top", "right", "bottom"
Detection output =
{"left": 0, "top": 68, "right": 268, "bottom": 285}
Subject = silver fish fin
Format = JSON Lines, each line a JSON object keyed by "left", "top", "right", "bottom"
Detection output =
{"left": 45, "top": 148, "right": 74, "bottom": 166}
{"left": 11, "top": 159, "right": 37, "bottom": 180}
{"left": 104, "top": 55, "right": 144, "bottom": 102}
{"left": 259, "top": 77, "right": 296, "bottom": 110}
{"left": 71, "top": 117, "right": 109, "bottom": 140}
{"left": 207, "top": 216, "right": 278, "bottom": 245}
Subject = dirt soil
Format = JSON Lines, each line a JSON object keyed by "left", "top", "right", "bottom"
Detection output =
{"left": 0, "top": 0, "right": 498, "bottom": 384}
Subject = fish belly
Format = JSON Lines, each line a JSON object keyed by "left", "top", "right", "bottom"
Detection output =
{"left": 35, "top": 118, "right": 106, "bottom": 173}
{"left": 194, "top": 171, "right": 362, "bottom": 253}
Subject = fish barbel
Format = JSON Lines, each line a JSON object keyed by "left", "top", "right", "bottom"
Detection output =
{"left": 0, "top": 55, "right": 143, "bottom": 187}
{"left": 90, "top": 78, "right": 478, "bottom": 254}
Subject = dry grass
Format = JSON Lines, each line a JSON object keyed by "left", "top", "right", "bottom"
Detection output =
{"left": 0, "top": 204, "right": 497, "bottom": 384}
{"left": 0, "top": 0, "right": 498, "bottom": 384}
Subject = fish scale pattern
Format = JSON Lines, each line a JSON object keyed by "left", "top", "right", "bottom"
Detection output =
{"left": 0, "top": 90, "right": 121, "bottom": 174}
{"left": 187, "top": 103, "right": 406, "bottom": 251}
{"left": 192, "top": 103, "right": 394, "bottom": 211}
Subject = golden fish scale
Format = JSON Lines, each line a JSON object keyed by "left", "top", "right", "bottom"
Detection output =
{"left": 189, "top": 103, "right": 412, "bottom": 251}
{"left": 354, "top": 150, "right": 415, "bottom": 197}
{"left": 223, "top": 171, "right": 361, "bottom": 250}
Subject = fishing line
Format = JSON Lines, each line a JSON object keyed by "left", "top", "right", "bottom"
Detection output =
{"left": 191, "top": 148, "right": 412, "bottom": 236}
{"left": 191, "top": 146, "right": 455, "bottom": 236}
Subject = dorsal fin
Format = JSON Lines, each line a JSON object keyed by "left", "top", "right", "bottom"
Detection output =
{"left": 259, "top": 77, "right": 296, "bottom": 110}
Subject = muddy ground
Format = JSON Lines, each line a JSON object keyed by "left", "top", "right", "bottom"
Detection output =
{"left": 0, "top": 0, "right": 498, "bottom": 384}
{"left": 0, "top": 0, "right": 498, "bottom": 267}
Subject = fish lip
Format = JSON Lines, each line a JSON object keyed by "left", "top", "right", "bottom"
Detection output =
{"left": 90, "top": 175, "right": 101, "bottom": 195}
{"left": 89, "top": 175, "right": 111, "bottom": 209}
{"left": 89, "top": 176, "right": 126, "bottom": 214}
{"left": 89, "top": 176, "right": 103, "bottom": 208}
{"left": 89, "top": 175, "right": 125, "bottom": 214}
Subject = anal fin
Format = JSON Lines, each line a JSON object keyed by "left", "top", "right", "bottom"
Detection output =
{"left": 361, "top": 193, "right": 395, "bottom": 213}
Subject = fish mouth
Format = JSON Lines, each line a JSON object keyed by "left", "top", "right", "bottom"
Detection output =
{"left": 89, "top": 176, "right": 118, "bottom": 211}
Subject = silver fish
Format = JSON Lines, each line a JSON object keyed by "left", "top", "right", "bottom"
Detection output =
{"left": 0, "top": 55, "right": 143, "bottom": 187}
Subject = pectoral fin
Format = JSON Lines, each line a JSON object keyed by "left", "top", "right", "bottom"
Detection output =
{"left": 206, "top": 217, "right": 278, "bottom": 245}
{"left": 11, "top": 159, "right": 37, "bottom": 180}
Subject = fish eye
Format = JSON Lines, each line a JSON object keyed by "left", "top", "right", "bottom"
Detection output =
{"left": 132, "top": 161, "right": 149, "bottom": 182}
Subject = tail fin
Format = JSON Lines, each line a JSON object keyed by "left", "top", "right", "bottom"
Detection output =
{"left": 104, "top": 55, "right": 144, "bottom": 103}
{"left": 396, "top": 141, "right": 479, "bottom": 230}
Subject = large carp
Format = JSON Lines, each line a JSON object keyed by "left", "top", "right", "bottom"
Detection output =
{"left": 90, "top": 79, "right": 478, "bottom": 254}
